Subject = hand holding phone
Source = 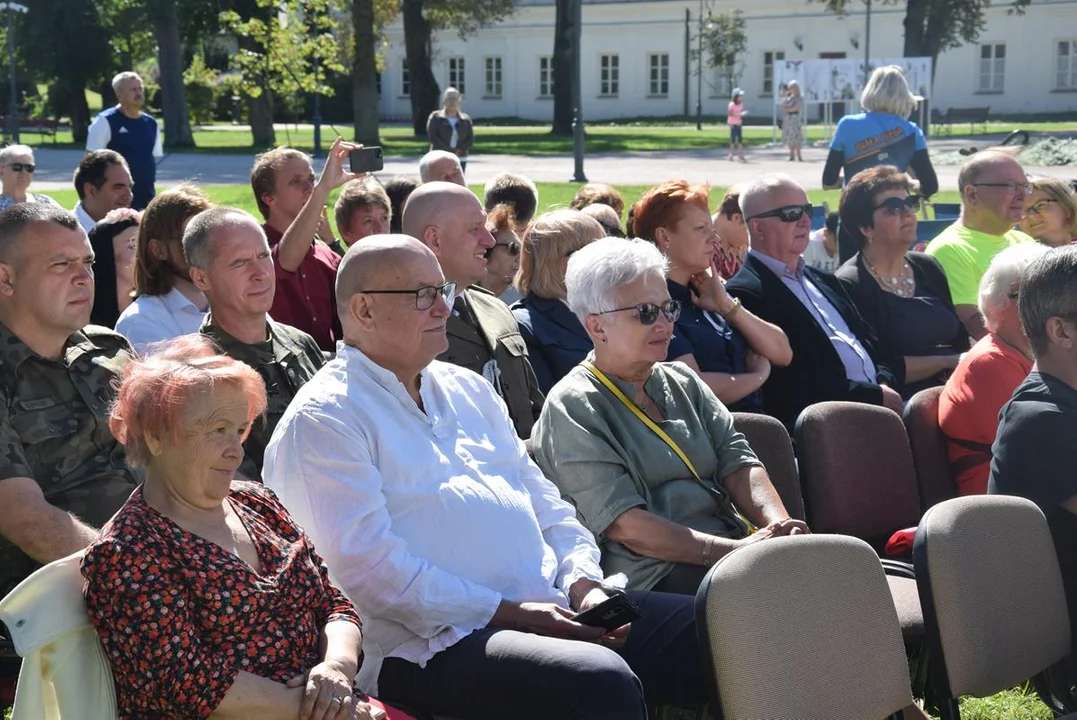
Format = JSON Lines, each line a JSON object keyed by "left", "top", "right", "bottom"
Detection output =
{"left": 349, "top": 146, "right": 384, "bottom": 174}
{"left": 571, "top": 593, "right": 641, "bottom": 633}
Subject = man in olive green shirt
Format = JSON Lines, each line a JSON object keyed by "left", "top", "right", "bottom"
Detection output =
{"left": 0, "top": 204, "right": 139, "bottom": 597}
{"left": 185, "top": 207, "right": 325, "bottom": 480}
{"left": 926, "top": 151, "right": 1033, "bottom": 340}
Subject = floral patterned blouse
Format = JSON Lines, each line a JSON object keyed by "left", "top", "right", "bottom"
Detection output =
{"left": 82, "top": 481, "right": 361, "bottom": 719}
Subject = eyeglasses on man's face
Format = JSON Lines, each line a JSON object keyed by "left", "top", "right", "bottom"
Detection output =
{"left": 874, "top": 195, "right": 922, "bottom": 215}
{"left": 747, "top": 203, "right": 813, "bottom": 223}
{"left": 596, "top": 300, "right": 682, "bottom": 326}
{"left": 358, "top": 281, "right": 457, "bottom": 310}
{"left": 974, "top": 181, "right": 1033, "bottom": 196}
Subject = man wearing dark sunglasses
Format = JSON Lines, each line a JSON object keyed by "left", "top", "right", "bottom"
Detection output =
{"left": 925, "top": 151, "right": 1035, "bottom": 341}
{"left": 726, "top": 174, "right": 903, "bottom": 430}
{"left": 403, "top": 182, "right": 545, "bottom": 439}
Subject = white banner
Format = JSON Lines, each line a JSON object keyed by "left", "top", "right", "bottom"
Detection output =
{"left": 774, "top": 57, "right": 933, "bottom": 103}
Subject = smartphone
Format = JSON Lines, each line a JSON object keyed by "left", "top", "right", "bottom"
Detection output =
{"left": 350, "top": 146, "right": 384, "bottom": 173}
{"left": 571, "top": 593, "right": 642, "bottom": 632}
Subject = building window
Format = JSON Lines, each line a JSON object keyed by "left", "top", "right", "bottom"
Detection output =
{"left": 763, "top": 51, "right": 784, "bottom": 95}
{"left": 401, "top": 58, "right": 410, "bottom": 96}
{"left": 485, "top": 56, "right": 503, "bottom": 98}
{"left": 376, "top": 72, "right": 382, "bottom": 97}
{"left": 648, "top": 53, "right": 669, "bottom": 96}
{"left": 448, "top": 56, "right": 466, "bottom": 95}
{"left": 978, "top": 43, "right": 1005, "bottom": 92}
{"left": 539, "top": 56, "right": 554, "bottom": 98}
{"left": 600, "top": 54, "right": 619, "bottom": 97}
{"left": 1057, "top": 40, "right": 1077, "bottom": 90}
{"left": 711, "top": 66, "right": 732, "bottom": 98}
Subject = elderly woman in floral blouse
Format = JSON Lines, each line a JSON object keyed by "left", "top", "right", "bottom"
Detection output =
{"left": 82, "top": 335, "right": 387, "bottom": 720}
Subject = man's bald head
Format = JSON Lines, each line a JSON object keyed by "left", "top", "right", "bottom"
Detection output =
{"left": 400, "top": 182, "right": 494, "bottom": 287}
{"left": 958, "top": 150, "right": 1025, "bottom": 194}
{"left": 336, "top": 233, "right": 435, "bottom": 318}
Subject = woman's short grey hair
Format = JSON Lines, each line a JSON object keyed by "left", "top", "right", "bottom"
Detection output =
{"left": 182, "top": 206, "right": 265, "bottom": 271}
{"left": 978, "top": 243, "right": 1049, "bottom": 332}
{"left": 112, "top": 71, "right": 142, "bottom": 94}
{"left": 0, "top": 144, "right": 33, "bottom": 167}
{"left": 860, "top": 65, "right": 917, "bottom": 119}
{"left": 565, "top": 237, "right": 668, "bottom": 324}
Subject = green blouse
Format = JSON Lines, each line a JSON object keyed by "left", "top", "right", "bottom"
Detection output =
{"left": 532, "top": 357, "right": 761, "bottom": 591}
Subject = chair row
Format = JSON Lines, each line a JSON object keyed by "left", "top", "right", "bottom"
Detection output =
{"left": 696, "top": 495, "right": 1076, "bottom": 720}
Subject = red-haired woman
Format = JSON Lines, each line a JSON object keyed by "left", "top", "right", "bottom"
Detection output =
{"left": 634, "top": 180, "right": 791, "bottom": 411}
{"left": 81, "top": 335, "right": 391, "bottom": 720}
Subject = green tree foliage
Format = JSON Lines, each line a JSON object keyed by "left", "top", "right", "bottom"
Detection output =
{"left": 183, "top": 52, "right": 219, "bottom": 126}
{"left": 699, "top": 9, "right": 747, "bottom": 94}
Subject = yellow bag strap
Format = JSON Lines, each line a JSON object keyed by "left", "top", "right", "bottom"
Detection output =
{"left": 584, "top": 362, "right": 701, "bottom": 481}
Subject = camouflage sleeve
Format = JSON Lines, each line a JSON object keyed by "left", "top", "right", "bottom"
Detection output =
{"left": 0, "top": 397, "right": 34, "bottom": 482}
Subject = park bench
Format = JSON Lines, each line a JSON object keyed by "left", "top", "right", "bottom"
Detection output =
{"left": 931, "top": 107, "right": 990, "bottom": 135}
{"left": 0, "top": 117, "right": 60, "bottom": 143}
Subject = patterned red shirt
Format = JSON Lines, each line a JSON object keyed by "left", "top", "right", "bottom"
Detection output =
{"left": 264, "top": 223, "right": 343, "bottom": 353}
{"left": 82, "top": 481, "right": 361, "bottom": 719}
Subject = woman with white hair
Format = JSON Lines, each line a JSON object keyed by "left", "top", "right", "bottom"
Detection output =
{"left": 532, "top": 237, "right": 808, "bottom": 596}
{"left": 0, "top": 144, "right": 61, "bottom": 212}
{"left": 779, "top": 81, "right": 804, "bottom": 162}
{"left": 938, "top": 242, "right": 1048, "bottom": 496}
{"left": 426, "top": 87, "right": 474, "bottom": 172}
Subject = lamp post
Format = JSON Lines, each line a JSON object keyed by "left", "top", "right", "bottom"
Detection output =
{"left": 863, "top": 0, "right": 872, "bottom": 87}
{"left": 695, "top": 0, "right": 703, "bottom": 130}
{"left": 571, "top": 0, "right": 586, "bottom": 182}
{"left": 0, "top": 2, "right": 27, "bottom": 144}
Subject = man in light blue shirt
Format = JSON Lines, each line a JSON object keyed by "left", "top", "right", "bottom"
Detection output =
{"left": 726, "top": 174, "right": 903, "bottom": 429}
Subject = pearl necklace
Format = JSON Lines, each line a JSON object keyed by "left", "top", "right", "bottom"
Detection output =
{"left": 866, "top": 258, "right": 916, "bottom": 298}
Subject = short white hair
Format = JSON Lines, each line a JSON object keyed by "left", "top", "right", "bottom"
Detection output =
{"left": 860, "top": 65, "right": 917, "bottom": 119}
{"left": 565, "top": 237, "right": 668, "bottom": 324}
{"left": 978, "top": 243, "right": 1049, "bottom": 331}
{"left": 738, "top": 173, "right": 801, "bottom": 221}
{"left": 0, "top": 144, "right": 33, "bottom": 166}
{"left": 112, "top": 72, "right": 142, "bottom": 94}
{"left": 418, "top": 150, "right": 461, "bottom": 183}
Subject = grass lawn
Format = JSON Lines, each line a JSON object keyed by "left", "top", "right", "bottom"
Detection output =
{"left": 39, "top": 183, "right": 963, "bottom": 238}
{"left": 19, "top": 120, "right": 1077, "bottom": 157}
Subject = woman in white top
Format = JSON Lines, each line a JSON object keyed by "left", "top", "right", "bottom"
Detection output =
{"left": 114, "top": 185, "right": 213, "bottom": 352}
{"left": 0, "top": 144, "right": 61, "bottom": 212}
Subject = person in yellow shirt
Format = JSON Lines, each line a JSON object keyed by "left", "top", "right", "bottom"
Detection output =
{"left": 926, "top": 150, "right": 1033, "bottom": 340}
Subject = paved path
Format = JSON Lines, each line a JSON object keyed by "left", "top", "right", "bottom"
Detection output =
{"left": 30, "top": 135, "right": 1075, "bottom": 192}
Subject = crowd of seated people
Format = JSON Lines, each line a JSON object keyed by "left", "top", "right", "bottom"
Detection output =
{"left": 0, "top": 134, "right": 1072, "bottom": 719}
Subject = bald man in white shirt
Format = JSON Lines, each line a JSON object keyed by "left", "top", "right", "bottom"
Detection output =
{"left": 263, "top": 235, "right": 706, "bottom": 720}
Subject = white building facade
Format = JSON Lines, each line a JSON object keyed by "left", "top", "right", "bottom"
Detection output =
{"left": 376, "top": 0, "right": 1077, "bottom": 122}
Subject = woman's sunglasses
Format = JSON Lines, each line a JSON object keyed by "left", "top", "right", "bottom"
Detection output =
{"left": 5, "top": 163, "right": 34, "bottom": 173}
{"left": 747, "top": 203, "right": 813, "bottom": 223}
{"left": 874, "top": 195, "right": 922, "bottom": 215}
{"left": 597, "top": 300, "right": 682, "bottom": 326}
{"left": 497, "top": 240, "right": 520, "bottom": 256}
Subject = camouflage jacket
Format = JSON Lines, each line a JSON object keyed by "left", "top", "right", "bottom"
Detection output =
{"left": 200, "top": 314, "right": 325, "bottom": 481}
{"left": 0, "top": 323, "right": 139, "bottom": 596}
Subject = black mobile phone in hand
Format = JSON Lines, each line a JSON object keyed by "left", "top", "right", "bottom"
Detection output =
{"left": 349, "top": 146, "right": 384, "bottom": 173}
{"left": 571, "top": 593, "right": 642, "bottom": 632}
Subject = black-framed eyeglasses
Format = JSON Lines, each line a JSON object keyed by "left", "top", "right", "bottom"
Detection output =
{"left": 6, "top": 163, "right": 34, "bottom": 173}
{"left": 494, "top": 240, "right": 520, "bottom": 256}
{"left": 874, "top": 195, "right": 922, "bottom": 215}
{"left": 974, "top": 182, "right": 1033, "bottom": 195}
{"left": 358, "top": 281, "right": 456, "bottom": 310}
{"left": 596, "top": 300, "right": 682, "bottom": 326}
{"left": 747, "top": 203, "right": 813, "bottom": 223}
{"left": 1025, "top": 199, "right": 1058, "bottom": 217}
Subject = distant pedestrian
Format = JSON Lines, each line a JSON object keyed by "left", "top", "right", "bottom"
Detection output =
{"left": 780, "top": 80, "right": 804, "bottom": 162}
{"left": 0, "top": 144, "right": 61, "bottom": 212}
{"left": 427, "top": 87, "right": 474, "bottom": 173}
{"left": 86, "top": 72, "right": 163, "bottom": 211}
{"left": 727, "top": 88, "right": 748, "bottom": 162}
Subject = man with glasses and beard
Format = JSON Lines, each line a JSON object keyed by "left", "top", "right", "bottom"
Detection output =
{"left": 926, "top": 151, "right": 1034, "bottom": 340}
{"left": 725, "top": 173, "right": 902, "bottom": 431}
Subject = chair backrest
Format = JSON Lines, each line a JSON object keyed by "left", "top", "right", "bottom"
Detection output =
{"left": 903, "top": 386, "right": 958, "bottom": 512}
{"left": 931, "top": 203, "right": 962, "bottom": 220}
{"left": 915, "top": 495, "right": 1071, "bottom": 701}
{"left": 732, "top": 412, "right": 805, "bottom": 521}
{"left": 794, "top": 402, "right": 921, "bottom": 547}
{"left": 697, "top": 534, "right": 914, "bottom": 720}
{"left": 916, "top": 219, "right": 953, "bottom": 245}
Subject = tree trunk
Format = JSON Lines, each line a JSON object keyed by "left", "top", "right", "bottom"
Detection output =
{"left": 551, "top": 0, "right": 573, "bottom": 135}
{"left": 153, "top": 0, "right": 195, "bottom": 147}
{"left": 67, "top": 80, "right": 92, "bottom": 144}
{"left": 352, "top": 0, "right": 381, "bottom": 145}
{"left": 248, "top": 84, "right": 276, "bottom": 147}
{"left": 902, "top": 0, "right": 929, "bottom": 58}
{"left": 402, "top": 0, "right": 440, "bottom": 137}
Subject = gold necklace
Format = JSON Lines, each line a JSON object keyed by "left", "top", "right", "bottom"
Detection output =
{"left": 865, "top": 258, "right": 916, "bottom": 298}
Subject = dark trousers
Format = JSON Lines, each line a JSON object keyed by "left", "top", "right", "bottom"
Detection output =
{"left": 378, "top": 590, "right": 707, "bottom": 720}
{"left": 653, "top": 563, "right": 711, "bottom": 596}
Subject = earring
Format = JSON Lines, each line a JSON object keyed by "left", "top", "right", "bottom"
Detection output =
{"left": 600, "top": 335, "right": 608, "bottom": 344}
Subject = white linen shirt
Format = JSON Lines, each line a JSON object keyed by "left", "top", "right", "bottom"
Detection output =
{"left": 113, "top": 287, "right": 206, "bottom": 353}
{"left": 262, "top": 343, "right": 604, "bottom": 691}
{"left": 73, "top": 202, "right": 97, "bottom": 234}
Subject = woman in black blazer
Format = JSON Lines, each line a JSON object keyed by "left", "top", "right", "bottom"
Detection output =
{"left": 836, "top": 165, "right": 969, "bottom": 399}
{"left": 426, "top": 87, "right": 474, "bottom": 171}
{"left": 511, "top": 210, "right": 607, "bottom": 393}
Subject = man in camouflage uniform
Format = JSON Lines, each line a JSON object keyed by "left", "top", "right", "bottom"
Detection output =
{"left": 0, "top": 204, "right": 138, "bottom": 598}
{"left": 185, "top": 207, "right": 325, "bottom": 481}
